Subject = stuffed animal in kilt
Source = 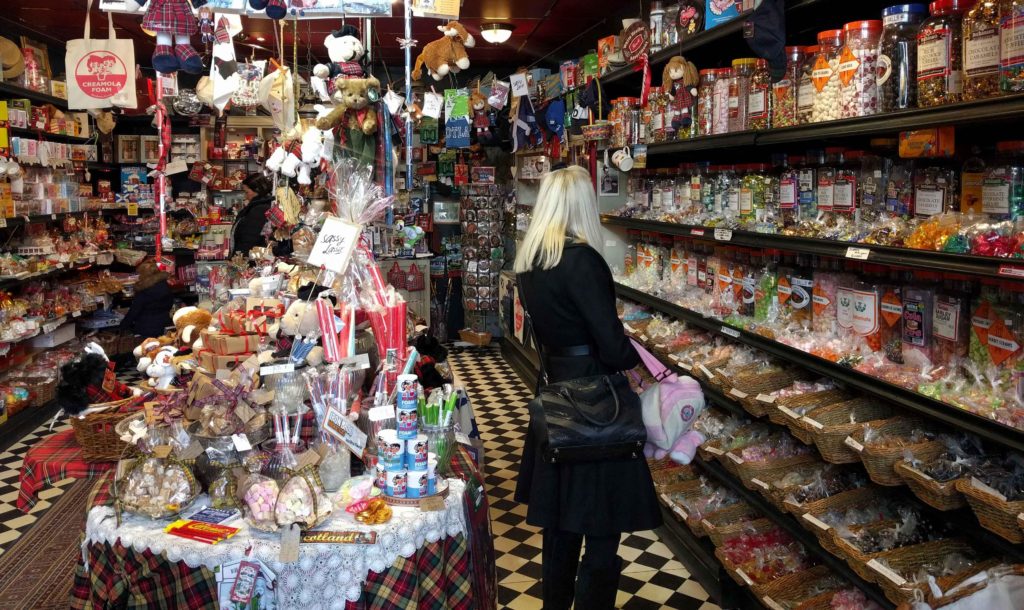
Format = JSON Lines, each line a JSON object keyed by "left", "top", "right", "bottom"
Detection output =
{"left": 131, "top": 0, "right": 207, "bottom": 75}
{"left": 57, "top": 350, "right": 135, "bottom": 416}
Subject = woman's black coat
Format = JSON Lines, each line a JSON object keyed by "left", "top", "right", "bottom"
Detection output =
{"left": 231, "top": 195, "right": 272, "bottom": 256}
{"left": 121, "top": 280, "right": 173, "bottom": 338}
{"left": 515, "top": 242, "right": 662, "bottom": 536}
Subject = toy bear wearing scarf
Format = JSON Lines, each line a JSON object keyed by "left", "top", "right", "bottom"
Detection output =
{"left": 130, "top": 0, "right": 207, "bottom": 75}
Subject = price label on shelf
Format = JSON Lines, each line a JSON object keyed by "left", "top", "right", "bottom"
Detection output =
{"left": 668, "top": 354, "right": 680, "bottom": 363}
{"left": 698, "top": 364, "right": 714, "bottom": 378}
{"left": 623, "top": 323, "right": 635, "bottom": 334}
{"left": 679, "top": 362, "right": 692, "bottom": 371}
{"left": 756, "top": 393, "right": 776, "bottom": 404}
{"left": 735, "top": 569, "right": 754, "bottom": 586}
{"left": 777, "top": 406, "right": 800, "bottom": 419}
{"left": 867, "top": 559, "right": 907, "bottom": 586}
{"left": 127, "top": 203, "right": 139, "bottom": 217}
{"left": 844, "top": 436, "right": 865, "bottom": 453}
{"left": 0, "top": 218, "right": 7, "bottom": 228}
{"left": 726, "top": 452, "right": 744, "bottom": 464}
{"left": 71, "top": 311, "right": 81, "bottom": 318}
{"left": 704, "top": 446, "right": 723, "bottom": 456}
{"left": 904, "top": 465, "right": 933, "bottom": 481}
{"left": 971, "top": 477, "right": 1008, "bottom": 501}
{"left": 998, "top": 265, "right": 1024, "bottom": 278}
{"left": 700, "top": 518, "right": 714, "bottom": 532}
{"left": 802, "top": 416, "right": 824, "bottom": 430}
{"left": 690, "top": 228, "right": 705, "bottom": 236}
{"left": 639, "top": 333, "right": 649, "bottom": 342}
{"left": 763, "top": 597, "right": 786, "bottom": 610}
{"left": 51, "top": 214, "right": 57, "bottom": 220}
{"left": 729, "top": 388, "right": 748, "bottom": 399}
{"left": 750, "top": 478, "right": 769, "bottom": 490}
{"left": 845, "top": 247, "right": 871, "bottom": 260}
{"left": 714, "top": 228, "right": 733, "bottom": 242}
{"left": 720, "top": 326, "right": 740, "bottom": 338}
{"left": 659, "top": 493, "right": 671, "bottom": 505}
{"left": 802, "top": 513, "right": 831, "bottom": 531}
{"left": 673, "top": 505, "right": 688, "bottom": 520}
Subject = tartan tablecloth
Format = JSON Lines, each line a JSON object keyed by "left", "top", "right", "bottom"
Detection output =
{"left": 18, "top": 428, "right": 115, "bottom": 512}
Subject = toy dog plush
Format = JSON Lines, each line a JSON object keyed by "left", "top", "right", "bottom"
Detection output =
{"left": 413, "top": 21, "right": 475, "bottom": 81}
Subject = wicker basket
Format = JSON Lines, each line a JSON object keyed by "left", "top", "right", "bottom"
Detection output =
{"left": 804, "top": 398, "right": 894, "bottom": 464}
{"left": 755, "top": 461, "right": 834, "bottom": 512}
{"left": 697, "top": 424, "right": 769, "bottom": 463}
{"left": 703, "top": 507, "right": 764, "bottom": 547}
{"left": 691, "top": 356, "right": 731, "bottom": 384}
{"left": 650, "top": 460, "right": 698, "bottom": 489}
{"left": 712, "top": 362, "right": 772, "bottom": 391}
{"left": 11, "top": 375, "right": 58, "bottom": 408}
{"left": 866, "top": 539, "right": 992, "bottom": 605}
{"left": 757, "top": 566, "right": 843, "bottom": 610}
{"left": 70, "top": 398, "right": 137, "bottom": 462}
{"left": 775, "top": 465, "right": 865, "bottom": 516}
{"left": 713, "top": 520, "right": 801, "bottom": 592}
{"left": 799, "top": 487, "right": 887, "bottom": 555}
{"left": 733, "top": 371, "right": 807, "bottom": 417}
{"left": 770, "top": 389, "right": 851, "bottom": 444}
{"left": 829, "top": 519, "right": 903, "bottom": 582}
{"left": 732, "top": 454, "right": 818, "bottom": 492}
{"left": 848, "top": 418, "right": 941, "bottom": 486}
{"left": 893, "top": 447, "right": 967, "bottom": 512}
{"left": 956, "top": 478, "right": 1024, "bottom": 543}
{"left": 659, "top": 479, "right": 717, "bottom": 536}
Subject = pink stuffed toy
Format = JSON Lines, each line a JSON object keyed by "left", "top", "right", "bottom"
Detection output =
{"left": 632, "top": 340, "right": 706, "bottom": 465}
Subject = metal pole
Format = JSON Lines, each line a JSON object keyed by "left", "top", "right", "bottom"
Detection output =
{"left": 403, "top": 0, "right": 414, "bottom": 184}
{"left": 362, "top": 18, "right": 372, "bottom": 69}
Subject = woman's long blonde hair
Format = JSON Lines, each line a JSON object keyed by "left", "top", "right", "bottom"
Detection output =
{"left": 513, "top": 165, "right": 602, "bottom": 273}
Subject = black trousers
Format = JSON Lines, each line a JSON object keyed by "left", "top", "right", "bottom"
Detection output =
{"left": 541, "top": 528, "right": 622, "bottom": 610}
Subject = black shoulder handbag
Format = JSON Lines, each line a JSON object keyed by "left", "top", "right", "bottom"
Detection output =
{"left": 517, "top": 275, "right": 646, "bottom": 464}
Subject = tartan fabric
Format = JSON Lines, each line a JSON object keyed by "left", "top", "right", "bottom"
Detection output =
{"left": 70, "top": 541, "right": 219, "bottom": 610}
{"left": 142, "top": 0, "right": 199, "bottom": 37}
{"left": 365, "top": 553, "right": 418, "bottom": 610}
{"left": 18, "top": 429, "right": 115, "bottom": 512}
{"left": 444, "top": 534, "right": 475, "bottom": 610}
{"left": 415, "top": 538, "right": 446, "bottom": 610}
{"left": 88, "top": 470, "right": 116, "bottom": 509}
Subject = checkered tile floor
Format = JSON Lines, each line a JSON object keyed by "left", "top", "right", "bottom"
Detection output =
{"left": 449, "top": 344, "right": 720, "bottom": 610}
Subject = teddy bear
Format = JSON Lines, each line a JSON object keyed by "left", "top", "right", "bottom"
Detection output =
{"left": 316, "top": 75, "right": 380, "bottom": 166}
{"left": 145, "top": 345, "right": 180, "bottom": 390}
{"left": 134, "top": 335, "right": 177, "bottom": 373}
{"left": 173, "top": 306, "right": 213, "bottom": 351}
{"left": 277, "top": 299, "right": 324, "bottom": 367}
{"left": 313, "top": 24, "right": 366, "bottom": 82}
{"left": 125, "top": 0, "right": 206, "bottom": 75}
{"left": 662, "top": 56, "right": 699, "bottom": 132}
{"left": 414, "top": 22, "right": 475, "bottom": 81}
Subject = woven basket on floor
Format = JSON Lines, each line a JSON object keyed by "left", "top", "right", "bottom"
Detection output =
{"left": 893, "top": 447, "right": 967, "bottom": 511}
{"left": 866, "top": 539, "right": 992, "bottom": 605}
{"left": 703, "top": 507, "right": 764, "bottom": 547}
{"left": 956, "top": 478, "right": 1024, "bottom": 543}
{"left": 805, "top": 398, "right": 894, "bottom": 464}
{"left": 70, "top": 398, "right": 137, "bottom": 462}
{"left": 847, "top": 417, "right": 941, "bottom": 486}
{"left": 732, "top": 371, "right": 807, "bottom": 417}
{"left": 799, "top": 487, "right": 887, "bottom": 555}
{"left": 770, "top": 389, "right": 852, "bottom": 444}
{"left": 757, "top": 566, "right": 843, "bottom": 610}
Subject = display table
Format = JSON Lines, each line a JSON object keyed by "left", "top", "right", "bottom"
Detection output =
{"left": 73, "top": 479, "right": 474, "bottom": 610}
{"left": 17, "top": 428, "right": 115, "bottom": 512}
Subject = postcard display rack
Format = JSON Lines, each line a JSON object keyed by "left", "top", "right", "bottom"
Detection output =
{"left": 460, "top": 184, "right": 507, "bottom": 343}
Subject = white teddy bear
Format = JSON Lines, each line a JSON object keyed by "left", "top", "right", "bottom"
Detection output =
{"left": 145, "top": 345, "right": 179, "bottom": 390}
{"left": 279, "top": 299, "right": 324, "bottom": 367}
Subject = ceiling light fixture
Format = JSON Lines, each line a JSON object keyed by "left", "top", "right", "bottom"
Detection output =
{"left": 480, "top": 23, "right": 515, "bottom": 44}
{"left": 256, "top": 36, "right": 266, "bottom": 42}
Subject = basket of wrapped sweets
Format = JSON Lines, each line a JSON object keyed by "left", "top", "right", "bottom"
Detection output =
{"left": 845, "top": 417, "right": 942, "bottom": 487}
{"left": 803, "top": 398, "right": 894, "bottom": 464}
{"left": 763, "top": 463, "right": 868, "bottom": 516}
{"left": 660, "top": 477, "right": 742, "bottom": 537}
{"left": 756, "top": 566, "right": 847, "bottom": 610}
{"left": 830, "top": 508, "right": 948, "bottom": 582}
{"left": 955, "top": 458, "right": 1024, "bottom": 543}
{"left": 894, "top": 438, "right": 979, "bottom": 511}
{"left": 865, "top": 539, "right": 998, "bottom": 605}
{"left": 798, "top": 487, "right": 896, "bottom": 556}
{"left": 714, "top": 523, "right": 816, "bottom": 595}
{"left": 771, "top": 389, "right": 852, "bottom": 444}
{"left": 723, "top": 433, "right": 818, "bottom": 491}
{"left": 702, "top": 504, "right": 763, "bottom": 547}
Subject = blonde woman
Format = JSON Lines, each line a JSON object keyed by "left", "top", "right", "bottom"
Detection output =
{"left": 514, "top": 164, "right": 660, "bottom": 610}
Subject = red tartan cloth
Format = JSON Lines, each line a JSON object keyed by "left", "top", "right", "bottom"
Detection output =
{"left": 142, "top": 0, "right": 199, "bottom": 37}
{"left": 18, "top": 429, "right": 115, "bottom": 512}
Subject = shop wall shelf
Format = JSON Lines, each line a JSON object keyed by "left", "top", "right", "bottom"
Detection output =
{"left": 0, "top": 81, "right": 70, "bottom": 108}
{"left": 615, "top": 283, "right": 1024, "bottom": 453}
{"left": 9, "top": 126, "right": 91, "bottom": 144}
{"left": 602, "top": 215, "right": 1024, "bottom": 282}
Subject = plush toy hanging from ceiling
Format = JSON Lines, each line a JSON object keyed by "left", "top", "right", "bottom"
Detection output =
{"left": 413, "top": 21, "right": 475, "bottom": 81}
{"left": 543, "top": 98, "right": 566, "bottom": 157}
{"left": 210, "top": 14, "right": 242, "bottom": 114}
{"left": 314, "top": 24, "right": 366, "bottom": 81}
{"left": 469, "top": 90, "right": 494, "bottom": 146}
{"left": 315, "top": 74, "right": 380, "bottom": 166}
{"left": 131, "top": 0, "right": 206, "bottom": 75}
{"left": 249, "top": 0, "right": 288, "bottom": 20}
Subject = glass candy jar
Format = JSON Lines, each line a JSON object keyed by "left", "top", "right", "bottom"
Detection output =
{"left": 917, "top": 0, "right": 966, "bottom": 107}
{"left": 811, "top": 30, "right": 845, "bottom": 122}
{"left": 838, "top": 20, "right": 883, "bottom": 118}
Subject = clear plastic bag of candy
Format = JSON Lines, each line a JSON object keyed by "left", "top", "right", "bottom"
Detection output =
{"left": 274, "top": 466, "right": 333, "bottom": 529}
{"left": 118, "top": 457, "right": 198, "bottom": 519}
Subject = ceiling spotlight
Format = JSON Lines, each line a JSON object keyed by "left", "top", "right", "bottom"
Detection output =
{"left": 256, "top": 36, "right": 266, "bottom": 42}
{"left": 480, "top": 23, "right": 515, "bottom": 45}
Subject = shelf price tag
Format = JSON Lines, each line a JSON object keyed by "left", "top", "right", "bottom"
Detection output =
{"left": 750, "top": 478, "right": 769, "bottom": 491}
{"left": 703, "top": 446, "right": 724, "bottom": 456}
{"left": 672, "top": 505, "right": 688, "bottom": 520}
{"left": 904, "top": 465, "right": 933, "bottom": 481}
{"left": 0, "top": 218, "right": 7, "bottom": 228}
{"left": 668, "top": 354, "right": 680, "bottom": 363}
{"left": 690, "top": 228, "right": 705, "bottom": 236}
{"left": 762, "top": 597, "right": 786, "bottom": 610}
{"left": 802, "top": 513, "right": 831, "bottom": 531}
{"left": 845, "top": 247, "right": 871, "bottom": 260}
{"left": 729, "top": 388, "right": 748, "bottom": 399}
{"left": 127, "top": 203, "right": 139, "bottom": 217}
{"left": 777, "top": 405, "right": 800, "bottom": 419}
{"left": 867, "top": 559, "right": 907, "bottom": 586}
{"left": 756, "top": 393, "right": 776, "bottom": 404}
{"left": 679, "top": 362, "right": 693, "bottom": 371}
{"left": 714, "top": 228, "right": 733, "bottom": 241}
{"left": 844, "top": 436, "right": 865, "bottom": 453}
{"left": 726, "top": 452, "right": 744, "bottom": 464}
{"left": 802, "top": 416, "right": 824, "bottom": 430}
{"left": 71, "top": 311, "right": 81, "bottom": 318}
{"left": 735, "top": 569, "right": 754, "bottom": 586}
{"left": 697, "top": 364, "right": 714, "bottom": 378}
{"left": 998, "top": 265, "right": 1024, "bottom": 278}
{"left": 659, "top": 493, "right": 671, "bottom": 505}
{"left": 720, "top": 326, "right": 740, "bottom": 338}
{"left": 971, "top": 477, "right": 1008, "bottom": 501}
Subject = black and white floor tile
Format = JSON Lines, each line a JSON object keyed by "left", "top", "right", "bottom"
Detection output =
{"left": 450, "top": 344, "right": 720, "bottom": 610}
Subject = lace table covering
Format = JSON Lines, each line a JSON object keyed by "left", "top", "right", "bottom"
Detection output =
{"left": 84, "top": 479, "right": 467, "bottom": 608}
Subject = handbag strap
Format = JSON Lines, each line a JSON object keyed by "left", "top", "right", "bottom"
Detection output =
{"left": 516, "top": 274, "right": 548, "bottom": 386}
{"left": 630, "top": 338, "right": 673, "bottom": 381}
{"left": 83, "top": 0, "right": 118, "bottom": 42}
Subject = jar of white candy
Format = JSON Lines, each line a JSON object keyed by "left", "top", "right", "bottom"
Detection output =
{"left": 838, "top": 20, "right": 882, "bottom": 118}
{"left": 811, "top": 29, "right": 845, "bottom": 123}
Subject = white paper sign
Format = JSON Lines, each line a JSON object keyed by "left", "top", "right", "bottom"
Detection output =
{"left": 368, "top": 404, "right": 397, "bottom": 422}
{"left": 384, "top": 90, "right": 405, "bottom": 116}
{"left": 422, "top": 92, "right": 444, "bottom": 119}
{"left": 260, "top": 362, "right": 295, "bottom": 376}
{"left": 729, "top": 388, "right": 748, "bottom": 399}
{"left": 867, "top": 559, "right": 907, "bottom": 586}
{"left": 510, "top": 73, "right": 529, "bottom": 98}
{"left": 231, "top": 433, "right": 253, "bottom": 452}
{"left": 307, "top": 216, "right": 362, "bottom": 274}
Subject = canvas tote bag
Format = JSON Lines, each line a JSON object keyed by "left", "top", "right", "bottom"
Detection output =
{"left": 67, "top": 0, "right": 137, "bottom": 110}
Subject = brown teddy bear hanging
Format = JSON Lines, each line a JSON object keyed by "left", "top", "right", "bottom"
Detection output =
{"left": 315, "top": 74, "right": 381, "bottom": 166}
{"left": 662, "top": 56, "right": 699, "bottom": 133}
{"left": 413, "top": 22, "right": 475, "bottom": 81}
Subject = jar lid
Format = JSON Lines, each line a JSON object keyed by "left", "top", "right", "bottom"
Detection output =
{"left": 755, "top": 58, "right": 768, "bottom": 68}
{"left": 715, "top": 68, "right": 734, "bottom": 76}
{"left": 882, "top": 3, "right": 929, "bottom": 16}
{"left": 996, "top": 140, "right": 1024, "bottom": 153}
{"left": 804, "top": 45, "right": 820, "bottom": 54}
{"left": 817, "top": 29, "right": 844, "bottom": 44}
{"left": 732, "top": 57, "right": 758, "bottom": 67}
{"left": 699, "top": 68, "right": 718, "bottom": 76}
{"left": 844, "top": 150, "right": 865, "bottom": 160}
{"left": 784, "top": 46, "right": 805, "bottom": 55}
{"left": 843, "top": 20, "right": 883, "bottom": 34}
